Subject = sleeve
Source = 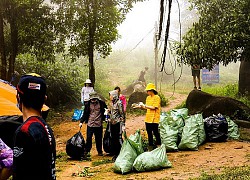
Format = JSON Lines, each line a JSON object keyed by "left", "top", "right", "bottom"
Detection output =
{"left": 152, "top": 96, "right": 161, "bottom": 109}
{"left": 81, "top": 87, "right": 84, "bottom": 103}
{"left": 80, "top": 102, "right": 89, "bottom": 123}
{"left": 118, "top": 102, "right": 126, "bottom": 123}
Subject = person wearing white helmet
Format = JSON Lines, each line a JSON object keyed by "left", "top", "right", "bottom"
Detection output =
{"left": 81, "top": 79, "right": 94, "bottom": 106}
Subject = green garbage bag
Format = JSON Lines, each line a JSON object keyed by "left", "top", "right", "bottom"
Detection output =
{"left": 226, "top": 117, "right": 240, "bottom": 140}
{"left": 178, "top": 115, "right": 199, "bottom": 150}
{"left": 129, "top": 129, "right": 144, "bottom": 155}
{"left": 159, "top": 114, "right": 178, "bottom": 151}
{"left": 113, "top": 132, "right": 140, "bottom": 174}
{"left": 193, "top": 114, "right": 206, "bottom": 145}
{"left": 170, "top": 109, "right": 186, "bottom": 140}
{"left": 170, "top": 108, "right": 189, "bottom": 119}
{"left": 133, "top": 144, "right": 172, "bottom": 172}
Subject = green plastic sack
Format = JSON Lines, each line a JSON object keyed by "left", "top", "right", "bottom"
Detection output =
{"left": 133, "top": 144, "right": 172, "bottom": 172}
{"left": 159, "top": 114, "right": 178, "bottom": 151}
{"left": 178, "top": 115, "right": 199, "bottom": 150}
{"left": 129, "top": 129, "right": 144, "bottom": 155}
{"left": 170, "top": 108, "right": 189, "bottom": 120}
{"left": 226, "top": 117, "right": 240, "bottom": 140}
{"left": 193, "top": 114, "right": 206, "bottom": 145}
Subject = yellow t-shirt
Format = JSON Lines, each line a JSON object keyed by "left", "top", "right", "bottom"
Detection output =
{"left": 145, "top": 94, "right": 161, "bottom": 123}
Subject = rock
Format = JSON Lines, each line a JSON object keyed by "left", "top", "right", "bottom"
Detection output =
{"left": 186, "top": 90, "right": 250, "bottom": 123}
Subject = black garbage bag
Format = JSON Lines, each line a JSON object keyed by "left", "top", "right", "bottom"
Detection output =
{"left": 103, "top": 122, "right": 112, "bottom": 153}
{"left": 66, "top": 130, "right": 85, "bottom": 159}
{"left": 204, "top": 114, "right": 228, "bottom": 142}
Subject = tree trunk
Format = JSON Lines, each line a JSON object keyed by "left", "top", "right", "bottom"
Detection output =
{"left": 239, "top": 60, "right": 250, "bottom": 96}
{"left": 0, "top": 9, "right": 7, "bottom": 80}
{"left": 8, "top": 15, "right": 18, "bottom": 81}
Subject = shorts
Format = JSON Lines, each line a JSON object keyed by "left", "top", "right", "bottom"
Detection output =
{"left": 192, "top": 69, "right": 200, "bottom": 77}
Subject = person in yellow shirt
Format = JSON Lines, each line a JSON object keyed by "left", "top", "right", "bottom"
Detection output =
{"left": 138, "top": 83, "right": 161, "bottom": 151}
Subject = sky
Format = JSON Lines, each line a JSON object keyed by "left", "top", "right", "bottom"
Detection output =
{"left": 112, "top": 0, "right": 160, "bottom": 50}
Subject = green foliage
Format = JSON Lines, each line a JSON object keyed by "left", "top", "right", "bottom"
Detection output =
{"left": 92, "top": 159, "right": 113, "bottom": 167}
{"left": 72, "top": 166, "right": 94, "bottom": 177}
{"left": 191, "top": 166, "right": 250, "bottom": 180}
{"left": 176, "top": 0, "right": 250, "bottom": 70}
{"left": 158, "top": 92, "right": 168, "bottom": 107}
{"left": 15, "top": 53, "right": 86, "bottom": 108}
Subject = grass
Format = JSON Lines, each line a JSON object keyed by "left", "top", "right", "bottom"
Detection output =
{"left": 92, "top": 159, "right": 113, "bottom": 167}
{"left": 191, "top": 166, "right": 250, "bottom": 180}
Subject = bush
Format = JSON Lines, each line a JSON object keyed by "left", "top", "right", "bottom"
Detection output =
{"left": 158, "top": 92, "right": 168, "bottom": 107}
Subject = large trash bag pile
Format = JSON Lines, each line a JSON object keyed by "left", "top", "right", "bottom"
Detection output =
{"left": 113, "top": 130, "right": 172, "bottom": 174}
{"left": 159, "top": 108, "right": 240, "bottom": 151}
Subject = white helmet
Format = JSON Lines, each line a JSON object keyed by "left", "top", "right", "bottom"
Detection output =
{"left": 85, "top": 79, "right": 92, "bottom": 84}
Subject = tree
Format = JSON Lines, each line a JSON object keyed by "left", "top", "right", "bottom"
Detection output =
{"left": 0, "top": 0, "right": 57, "bottom": 81}
{"left": 52, "top": 0, "right": 144, "bottom": 85}
{"left": 176, "top": 0, "right": 250, "bottom": 95}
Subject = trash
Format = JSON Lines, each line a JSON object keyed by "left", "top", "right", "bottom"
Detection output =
{"left": 72, "top": 109, "right": 83, "bottom": 121}
{"left": 113, "top": 132, "right": 141, "bottom": 174}
{"left": 133, "top": 144, "right": 172, "bottom": 172}
{"left": 178, "top": 115, "right": 199, "bottom": 150}
{"left": 66, "top": 131, "right": 85, "bottom": 159}
{"left": 103, "top": 122, "right": 112, "bottom": 153}
{"left": 226, "top": 117, "right": 240, "bottom": 140}
{"left": 204, "top": 114, "right": 228, "bottom": 142}
{"left": 128, "top": 129, "right": 144, "bottom": 155}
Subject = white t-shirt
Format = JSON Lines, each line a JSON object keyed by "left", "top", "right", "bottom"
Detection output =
{"left": 81, "top": 86, "right": 94, "bottom": 102}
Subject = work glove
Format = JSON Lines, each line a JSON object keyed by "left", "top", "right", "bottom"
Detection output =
{"left": 79, "top": 123, "right": 83, "bottom": 128}
{"left": 121, "top": 123, "right": 126, "bottom": 132}
{"left": 138, "top": 102, "right": 145, "bottom": 108}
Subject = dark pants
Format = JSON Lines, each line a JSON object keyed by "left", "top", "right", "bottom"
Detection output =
{"left": 110, "top": 122, "right": 123, "bottom": 156}
{"left": 145, "top": 123, "right": 161, "bottom": 146}
{"left": 86, "top": 126, "right": 103, "bottom": 154}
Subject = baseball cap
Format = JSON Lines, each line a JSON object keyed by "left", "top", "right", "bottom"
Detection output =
{"left": 17, "top": 73, "right": 46, "bottom": 97}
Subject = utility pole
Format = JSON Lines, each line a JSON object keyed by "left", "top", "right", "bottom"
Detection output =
{"left": 154, "top": 21, "right": 158, "bottom": 89}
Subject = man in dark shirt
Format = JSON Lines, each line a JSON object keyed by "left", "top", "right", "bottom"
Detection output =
{"left": 79, "top": 91, "right": 107, "bottom": 157}
{"left": 13, "top": 73, "right": 56, "bottom": 180}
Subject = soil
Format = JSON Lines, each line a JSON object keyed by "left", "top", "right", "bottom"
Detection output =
{"left": 52, "top": 92, "right": 250, "bottom": 180}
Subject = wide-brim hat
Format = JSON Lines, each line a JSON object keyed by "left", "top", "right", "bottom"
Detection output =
{"left": 89, "top": 91, "right": 100, "bottom": 100}
{"left": 84, "top": 79, "right": 92, "bottom": 84}
{"left": 145, "top": 83, "right": 156, "bottom": 91}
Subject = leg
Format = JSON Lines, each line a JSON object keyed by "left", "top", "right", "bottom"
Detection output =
{"left": 111, "top": 123, "right": 122, "bottom": 156}
{"left": 152, "top": 123, "right": 161, "bottom": 145}
{"left": 145, "top": 123, "right": 154, "bottom": 146}
{"left": 0, "top": 168, "right": 12, "bottom": 180}
{"left": 94, "top": 126, "right": 103, "bottom": 155}
{"left": 85, "top": 126, "right": 94, "bottom": 153}
{"left": 192, "top": 76, "right": 197, "bottom": 89}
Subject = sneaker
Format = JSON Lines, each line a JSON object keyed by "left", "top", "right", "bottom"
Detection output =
{"left": 194, "top": 86, "right": 197, "bottom": 90}
{"left": 198, "top": 87, "right": 201, "bottom": 91}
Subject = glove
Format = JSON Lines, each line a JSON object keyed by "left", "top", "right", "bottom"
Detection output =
{"left": 138, "top": 102, "right": 145, "bottom": 108}
{"left": 79, "top": 123, "right": 83, "bottom": 128}
{"left": 122, "top": 124, "right": 126, "bottom": 132}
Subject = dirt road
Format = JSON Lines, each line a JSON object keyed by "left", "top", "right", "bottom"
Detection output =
{"left": 53, "top": 92, "right": 250, "bottom": 180}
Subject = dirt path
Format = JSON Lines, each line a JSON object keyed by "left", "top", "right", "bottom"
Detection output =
{"left": 53, "top": 92, "right": 250, "bottom": 180}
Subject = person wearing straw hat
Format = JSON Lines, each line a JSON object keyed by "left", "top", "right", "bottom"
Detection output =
{"left": 79, "top": 91, "right": 107, "bottom": 158}
{"left": 81, "top": 79, "right": 94, "bottom": 106}
{"left": 136, "top": 83, "right": 161, "bottom": 151}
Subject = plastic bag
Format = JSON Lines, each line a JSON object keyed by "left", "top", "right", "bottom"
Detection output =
{"left": 159, "top": 114, "right": 178, "bottom": 151}
{"left": 226, "top": 117, "right": 240, "bottom": 140}
{"left": 178, "top": 115, "right": 199, "bottom": 150}
{"left": 0, "top": 138, "right": 13, "bottom": 169}
{"left": 113, "top": 133, "right": 138, "bottom": 174}
{"left": 128, "top": 129, "right": 144, "bottom": 155}
{"left": 204, "top": 114, "right": 228, "bottom": 142}
{"left": 103, "top": 122, "right": 112, "bottom": 153}
{"left": 66, "top": 131, "right": 85, "bottom": 159}
{"left": 72, "top": 109, "right": 83, "bottom": 121}
{"left": 133, "top": 144, "right": 172, "bottom": 172}
{"left": 193, "top": 114, "right": 206, "bottom": 145}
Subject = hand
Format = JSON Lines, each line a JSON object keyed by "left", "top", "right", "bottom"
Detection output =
{"left": 79, "top": 123, "right": 83, "bottom": 128}
{"left": 138, "top": 102, "right": 145, "bottom": 108}
{"left": 122, "top": 124, "right": 126, "bottom": 132}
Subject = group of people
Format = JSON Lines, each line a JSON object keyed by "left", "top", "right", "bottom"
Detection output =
{"left": 79, "top": 78, "right": 162, "bottom": 160}
{"left": 79, "top": 79, "right": 127, "bottom": 160}
{"left": 0, "top": 71, "right": 162, "bottom": 179}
